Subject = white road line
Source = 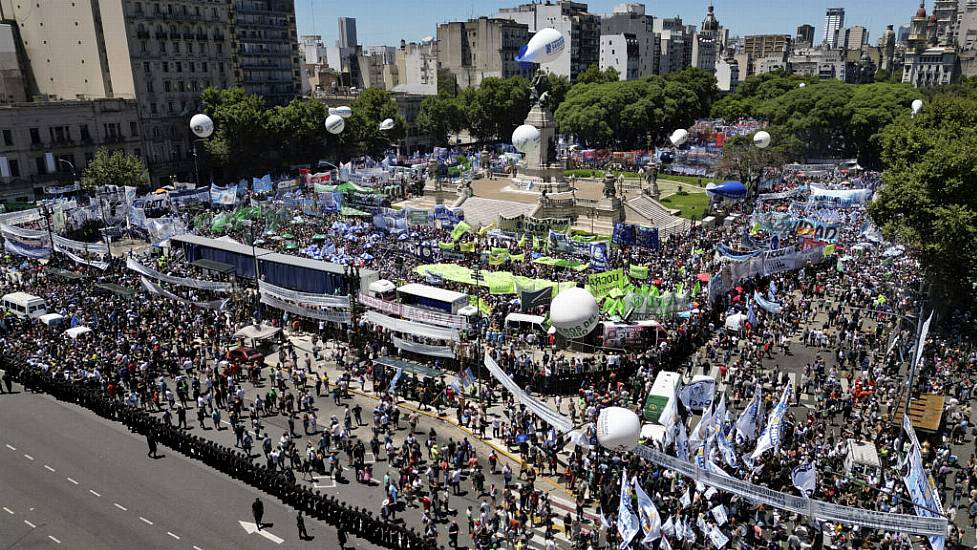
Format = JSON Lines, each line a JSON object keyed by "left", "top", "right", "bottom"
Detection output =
{"left": 2, "top": 507, "right": 13, "bottom": 514}
{"left": 48, "top": 535, "right": 61, "bottom": 544}
{"left": 89, "top": 490, "right": 101, "bottom": 497}
{"left": 193, "top": 546, "right": 204, "bottom": 550}
{"left": 23, "top": 454, "right": 33, "bottom": 461}
{"left": 4, "top": 444, "right": 15, "bottom": 451}
{"left": 66, "top": 477, "right": 78, "bottom": 485}
{"left": 113, "top": 503, "right": 127, "bottom": 511}
{"left": 167, "top": 532, "right": 181, "bottom": 540}
{"left": 44, "top": 465, "right": 56, "bottom": 472}
{"left": 139, "top": 516, "right": 154, "bottom": 525}
{"left": 23, "top": 520, "right": 36, "bottom": 528}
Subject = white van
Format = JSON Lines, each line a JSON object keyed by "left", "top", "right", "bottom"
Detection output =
{"left": 2, "top": 292, "right": 47, "bottom": 319}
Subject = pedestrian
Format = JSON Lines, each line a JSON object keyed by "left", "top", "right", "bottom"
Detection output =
{"left": 296, "top": 511, "right": 309, "bottom": 540}
{"left": 252, "top": 497, "right": 264, "bottom": 530}
{"left": 337, "top": 527, "right": 348, "bottom": 549}
{"left": 448, "top": 519, "right": 460, "bottom": 548}
{"left": 146, "top": 431, "right": 158, "bottom": 458}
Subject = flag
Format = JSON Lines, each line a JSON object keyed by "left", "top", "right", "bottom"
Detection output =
{"left": 679, "top": 379, "right": 716, "bottom": 412}
{"left": 768, "top": 280, "right": 777, "bottom": 300}
{"left": 750, "top": 383, "right": 791, "bottom": 459}
{"left": 477, "top": 222, "right": 494, "bottom": 235}
{"left": 661, "top": 536, "right": 673, "bottom": 550}
{"left": 673, "top": 422, "right": 690, "bottom": 461}
{"left": 629, "top": 264, "right": 649, "bottom": 280}
{"left": 520, "top": 287, "right": 551, "bottom": 312}
{"left": 532, "top": 235, "right": 540, "bottom": 250}
{"left": 517, "top": 234, "right": 526, "bottom": 248}
{"left": 659, "top": 394, "right": 679, "bottom": 438}
{"left": 711, "top": 504, "right": 728, "bottom": 526}
{"left": 792, "top": 461, "right": 817, "bottom": 497}
{"left": 459, "top": 241, "right": 475, "bottom": 252}
{"left": 450, "top": 221, "right": 471, "bottom": 241}
{"left": 617, "top": 470, "right": 640, "bottom": 549}
{"left": 735, "top": 384, "right": 763, "bottom": 444}
{"left": 747, "top": 299, "right": 757, "bottom": 326}
{"left": 715, "top": 422, "right": 738, "bottom": 468}
{"left": 692, "top": 280, "right": 701, "bottom": 296}
{"left": 632, "top": 478, "right": 661, "bottom": 543}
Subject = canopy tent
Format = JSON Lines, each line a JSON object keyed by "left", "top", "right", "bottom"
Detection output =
{"left": 64, "top": 326, "right": 92, "bottom": 339}
{"left": 724, "top": 312, "right": 746, "bottom": 332}
{"left": 369, "top": 279, "right": 396, "bottom": 294}
{"left": 233, "top": 323, "right": 281, "bottom": 341}
{"left": 706, "top": 181, "right": 748, "bottom": 200}
{"left": 504, "top": 312, "right": 546, "bottom": 328}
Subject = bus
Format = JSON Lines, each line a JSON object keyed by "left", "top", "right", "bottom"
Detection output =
{"left": 643, "top": 371, "right": 681, "bottom": 423}
{"left": 2, "top": 292, "right": 47, "bottom": 319}
{"left": 396, "top": 283, "right": 469, "bottom": 315}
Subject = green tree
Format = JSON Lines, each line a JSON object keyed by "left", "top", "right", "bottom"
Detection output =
{"left": 575, "top": 64, "right": 620, "bottom": 85}
{"left": 845, "top": 83, "right": 918, "bottom": 169}
{"left": 200, "top": 87, "right": 273, "bottom": 177}
{"left": 543, "top": 72, "right": 571, "bottom": 111}
{"left": 417, "top": 95, "right": 466, "bottom": 147}
{"left": 869, "top": 95, "right": 977, "bottom": 295}
{"left": 342, "top": 88, "right": 405, "bottom": 157}
{"left": 267, "top": 98, "right": 328, "bottom": 168}
{"left": 718, "top": 128, "right": 801, "bottom": 191}
{"left": 663, "top": 67, "right": 720, "bottom": 115}
{"left": 438, "top": 68, "right": 460, "bottom": 97}
{"left": 81, "top": 148, "right": 148, "bottom": 191}
{"left": 465, "top": 77, "right": 530, "bottom": 143}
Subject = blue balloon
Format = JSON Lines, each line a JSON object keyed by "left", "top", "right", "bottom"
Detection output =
{"left": 706, "top": 181, "right": 748, "bottom": 199}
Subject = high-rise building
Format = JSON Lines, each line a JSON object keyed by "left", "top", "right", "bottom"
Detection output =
{"left": 692, "top": 3, "right": 722, "bottom": 73}
{"left": 338, "top": 17, "right": 358, "bottom": 49}
{"left": 496, "top": 1, "right": 600, "bottom": 81}
{"left": 844, "top": 26, "right": 869, "bottom": 50}
{"left": 879, "top": 25, "right": 897, "bottom": 72}
{"left": 437, "top": 17, "right": 532, "bottom": 89}
{"left": 932, "top": 0, "right": 959, "bottom": 46}
{"left": 601, "top": 3, "right": 659, "bottom": 77}
{"left": 599, "top": 33, "right": 639, "bottom": 80}
{"left": 823, "top": 8, "right": 845, "bottom": 48}
{"left": 742, "top": 34, "right": 791, "bottom": 59}
{"left": 901, "top": 2, "right": 961, "bottom": 87}
{"left": 653, "top": 17, "right": 693, "bottom": 74}
{"left": 230, "top": 0, "right": 302, "bottom": 106}
{"left": 959, "top": 0, "right": 977, "bottom": 76}
{"left": 796, "top": 24, "right": 815, "bottom": 47}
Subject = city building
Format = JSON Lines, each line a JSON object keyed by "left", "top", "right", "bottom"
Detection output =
{"left": 391, "top": 40, "right": 438, "bottom": 95}
{"left": 0, "top": 98, "right": 142, "bottom": 202}
{"left": 496, "top": 1, "right": 600, "bottom": 81}
{"left": 692, "top": 3, "right": 722, "bottom": 73}
{"left": 902, "top": 2, "right": 961, "bottom": 87}
{"left": 959, "top": 0, "right": 977, "bottom": 76}
{"left": 357, "top": 46, "right": 397, "bottom": 90}
{"left": 823, "top": 8, "right": 845, "bottom": 48}
{"left": 845, "top": 26, "right": 868, "bottom": 50}
{"left": 897, "top": 24, "right": 911, "bottom": 45}
{"left": 337, "top": 17, "right": 357, "bottom": 49}
{"left": 796, "top": 24, "right": 815, "bottom": 48}
{"left": 742, "top": 34, "right": 791, "bottom": 60}
{"left": 0, "top": 23, "right": 25, "bottom": 104}
{"left": 599, "top": 33, "right": 639, "bottom": 79}
{"left": 230, "top": 0, "right": 302, "bottom": 106}
{"left": 715, "top": 56, "right": 739, "bottom": 92}
{"left": 437, "top": 17, "right": 531, "bottom": 89}
{"left": 789, "top": 46, "right": 849, "bottom": 81}
{"left": 653, "top": 17, "right": 693, "bottom": 74}
{"left": 600, "top": 3, "right": 659, "bottom": 77}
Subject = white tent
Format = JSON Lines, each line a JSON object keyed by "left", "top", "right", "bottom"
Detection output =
{"left": 64, "top": 326, "right": 92, "bottom": 339}
{"left": 38, "top": 313, "right": 65, "bottom": 326}
{"left": 368, "top": 279, "right": 395, "bottom": 294}
{"left": 724, "top": 313, "right": 746, "bottom": 332}
{"left": 233, "top": 323, "right": 281, "bottom": 341}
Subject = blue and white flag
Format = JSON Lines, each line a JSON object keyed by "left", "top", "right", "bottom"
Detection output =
{"left": 659, "top": 394, "right": 679, "bottom": 444}
{"left": 791, "top": 461, "right": 817, "bottom": 497}
{"left": 750, "top": 383, "right": 791, "bottom": 459}
{"left": 735, "top": 384, "right": 763, "bottom": 444}
{"left": 768, "top": 280, "right": 777, "bottom": 300}
{"left": 679, "top": 379, "right": 716, "bottom": 412}
{"left": 715, "top": 423, "right": 738, "bottom": 468}
{"left": 902, "top": 415, "right": 946, "bottom": 550}
{"left": 754, "top": 291, "right": 782, "bottom": 314}
{"left": 387, "top": 367, "right": 403, "bottom": 395}
{"left": 589, "top": 241, "right": 609, "bottom": 270}
{"left": 632, "top": 477, "right": 661, "bottom": 543}
{"left": 673, "top": 421, "right": 690, "bottom": 461}
{"left": 617, "top": 470, "right": 640, "bottom": 549}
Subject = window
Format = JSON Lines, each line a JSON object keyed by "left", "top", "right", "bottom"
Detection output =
{"left": 150, "top": 103, "right": 158, "bottom": 114}
{"left": 130, "top": 121, "right": 138, "bottom": 136}
{"left": 143, "top": 62, "right": 150, "bottom": 73}
{"left": 79, "top": 124, "right": 91, "bottom": 141}
{"left": 29, "top": 127, "right": 40, "bottom": 145}
{"left": 9, "top": 159, "right": 19, "bottom": 177}
{"left": 178, "top": 81, "right": 185, "bottom": 92}
{"left": 202, "top": 61, "right": 208, "bottom": 72}
{"left": 176, "top": 61, "right": 182, "bottom": 73}
{"left": 35, "top": 157, "right": 45, "bottom": 174}
{"left": 146, "top": 79, "right": 154, "bottom": 92}
{"left": 2, "top": 129, "right": 12, "bottom": 146}
{"left": 162, "top": 61, "right": 168, "bottom": 72}
{"left": 163, "top": 80, "right": 170, "bottom": 92}
{"left": 216, "top": 42, "right": 222, "bottom": 54}
{"left": 159, "top": 41, "right": 166, "bottom": 53}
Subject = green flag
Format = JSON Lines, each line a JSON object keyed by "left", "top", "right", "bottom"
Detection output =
{"left": 517, "top": 234, "right": 527, "bottom": 248}
{"left": 459, "top": 241, "right": 475, "bottom": 252}
{"left": 629, "top": 264, "right": 649, "bottom": 280}
{"left": 532, "top": 235, "right": 540, "bottom": 250}
{"left": 450, "top": 221, "right": 472, "bottom": 241}
{"left": 510, "top": 253, "right": 525, "bottom": 262}
{"left": 692, "top": 280, "right": 701, "bottom": 296}
{"left": 438, "top": 241, "right": 455, "bottom": 251}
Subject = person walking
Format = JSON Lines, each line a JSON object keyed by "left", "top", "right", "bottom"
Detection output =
{"left": 296, "top": 511, "right": 309, "bottom": 540}
{"left": 252, "top": 497, "right": 264, "bottom": 530}
{"left": 146, "top": 431, "right": 158, "bottom": 458}
{"left": 337, "top": 527, "right": 348, "bottom": 549}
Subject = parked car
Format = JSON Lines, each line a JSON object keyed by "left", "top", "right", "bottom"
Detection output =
{"left": 228, "top": 346, "right": 263, "bottom": 364}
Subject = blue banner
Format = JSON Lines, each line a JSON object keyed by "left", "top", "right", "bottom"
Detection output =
{"left": 635, "top": 226, "right": 659, "bottom": 250}
{"left": 612, "top": 223, "right": 635, "bottom": 246}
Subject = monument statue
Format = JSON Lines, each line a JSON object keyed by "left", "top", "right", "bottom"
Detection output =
{"left": 602, "top": 173, "right": 617, "bottom": 199}
{"left": 644, "top": 162, "right": 660, "bottom": 199}
{"left": 529, "top": 70, "right": 546, "bottom": 107}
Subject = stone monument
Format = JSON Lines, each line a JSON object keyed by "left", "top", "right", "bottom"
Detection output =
{"left": 519, "top": 70, "right": 569, "bottom": 194}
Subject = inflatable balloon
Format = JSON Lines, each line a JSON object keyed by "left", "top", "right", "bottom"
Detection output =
{"left": 325, "top": 114, "right": 345, "bottom": 135}
{"left": 379, "top": 118, "right": 395, "bottom": 131}
{"left": 549, "top": 287, "right": 599, "bottom": 339}
{"left": 511, "top": 124, "right": 542, "bottom": 154}
{"left": 753, "top": 130, "right": 771, "bottom": 149}
{"left": 669, "top": 129, "right": 688, "bottom": 147}
{"left": 515, "top": 28, "right": 565, "bottom": 64}
{"left": 190, "top": 113, "right": 214, "bottom": 139}
{"left": 798, "top": 82, "right": 806, "bottom": 88}
{"left": 329, "top": 105, "right": 353, "bottom": 119}
{"left": 706, "top": 181, "right": 748, "bottom": 200}
{"left": 595, "top": 407, "right": 641, "bottom": 452}
{"left": 911, "top": 99, "right": 923, "bottom": 115}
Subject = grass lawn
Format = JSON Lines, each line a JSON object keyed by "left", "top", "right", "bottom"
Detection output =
{"left": 657, "top": 174, "right": 725, "bottom": 187}
{"left": 659, "top": 192, "right": 709, "bottom": 219}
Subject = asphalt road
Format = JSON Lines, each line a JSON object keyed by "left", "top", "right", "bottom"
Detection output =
{"left": 0, "top": 388, "right": 381, "bottom": 550}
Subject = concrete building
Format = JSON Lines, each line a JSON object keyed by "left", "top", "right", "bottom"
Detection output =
{"left": 653, "top": 17, "right": 692, "bottom": 74}
{"left": 959, "top": 0, "right": 977, "bottom": 76}
{"left": 879, "top": 25, "right": 898, "bottom": 72}
{"left": 715, "top": 56, "right": 739, "bottom": 91}
{"left": 742, "top": 34, "right": 791, "bottom": 60}
{"left": 599, "top": 33, "right": 639, "bottom": 79}
{"left": 302, "top": 35, "right": 328, "bottom": 66}
{"left": 796, "top": 24, "right": 816, "bottom": 48}
{"left": 0, "top": 23, "right": 25, "bottom": 104}
{"left": 337, "top": 17, "right": 357, "bottom": 49}
{"left": 0, "top": 98, "right": 142, "bottom": 202}
{"left": 692, "top": 3, "right": 722, "bottom": 73}
{"left": 496, "top": 1, "right": 600, "bottom": 81}
{"left": 391, "top": 40, "right": 438, "bottom": 95}
{"left": 230, "top": 0, "right": 302, "bottom": 106}
{"left": 823, "top": 7, "right": 845, "bottom": 48}
{"left": 437, "top": 17, "right": 531, "bottom": 89}
{"left": 845, "top": 26, "right": 869, "bottom": 50}
{"left": 600, "top": 3, "right": 659, "bottom": 77}
{"left": 902, "top": 2, "right": 961, "bottom": 86}
{"left": 789, "top": 46, "right": 849, "bottom": 81}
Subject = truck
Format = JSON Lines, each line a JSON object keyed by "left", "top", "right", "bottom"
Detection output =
{"left": 643, "top": 371, "right": 681, "bottom": 423}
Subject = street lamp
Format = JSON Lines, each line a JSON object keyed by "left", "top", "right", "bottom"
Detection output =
{"left": 57, "top": 158, "right": 79, "bottom": 200}
{"left": 189, "top": 113, "right": 214, "bottom": 185}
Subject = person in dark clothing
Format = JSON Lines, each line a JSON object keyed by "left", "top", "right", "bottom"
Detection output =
{"left": 252, "top": 497, "right": 264, "bottom": 530}
{"left": 146, "top": 431, "right": 158, "bottom": 458}
{"left": 296, "top": 511, "right": 309, "bottom": 540}
{"left": 337, "top": 527, "right": 348, "bottom": 549}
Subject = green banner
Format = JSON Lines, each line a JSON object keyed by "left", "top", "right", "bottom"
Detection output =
{"left": 438, "top": 241, "right": 455, "bottom": 251}
{"left": 458, "top": 241, "right": 475, "bottom": 252}
{"left": 408, "top": 209, "right": 429, "bottom": 225}
{"left": 629, "top": 264, "right": 649, "bottom": 280}
{"left": 488, "top": 248, "right": 509, "bottom": 266}
{"left": 587, "top": 268, "right": 626, "bottom": 299}
{"left": 451, "top": 221, "right": 472, "bottom": 241}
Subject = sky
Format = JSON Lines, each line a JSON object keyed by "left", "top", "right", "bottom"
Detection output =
{"left": 295, "top": 0, "right": 926, "bottom": 48}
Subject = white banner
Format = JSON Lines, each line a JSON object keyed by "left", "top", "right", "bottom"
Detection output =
{"left": 364, "top": 310, "right": 460, "bottom": 342}
{"left": 260, "top": 292, "right": 350, "bottom": 324}
{"left": 261, "top": 280, "right": 350, "bottom": 308}
{"left": 140, "top": 276, "right": 227, "bottom": 310}
{"left": 359, "top": 292, "right": 468, "bottom": 329}
{"left": 678, "top": 379, "right": 716, "bottom": 411}
{"left": 127, "top": 258, "right": 232, "bottom": 292}
{"left": 391, "top": 335, "right": 455, "bottom": 358}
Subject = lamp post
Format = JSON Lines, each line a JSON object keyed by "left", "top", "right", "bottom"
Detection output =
{"left": 189, "top": 113, "right": 214, "bottom": 185}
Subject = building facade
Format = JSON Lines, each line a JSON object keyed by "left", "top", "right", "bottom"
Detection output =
{"left": 337, "top": 17, "right": 357, "bottom": 49}
{"left": 496, "top": 1, "right": 600, "bottom": 81}
{"left": 845, "top": 26, "right": 868, "bottom": 50}
{"left": 796, "top": 24, "right": 815, "bottom": 48}
{"left": 823, "top": 7, "right": 845, "bottom": 48}
{"left": 742, "top": 34, "right": 791, "bottom": 60}
{"left": 692, "top": 4, "right": 722, "bottom": 73}
{"left": 599, "top": 33, "right": 639, "bottom": 80}
{"left": 902, "top": 2, "right": 961, "bottom": 86}
{"left": 600, "top": 3, "right": 658, "bottom": 77}
{"left": 437, "top": 17, "right": 531, "bottom": 89}
{"left": 229, "top": 0, "right": 301, "bottom": 106}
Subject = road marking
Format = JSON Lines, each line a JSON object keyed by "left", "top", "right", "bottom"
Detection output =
{"left": 167, "top": 532, "right": 181, "bottom": 540}
{"left": 193, "top": 546, "right": 204, "bottom": 550}
{"left": 44, "top": 465, "right": 56, "bottom": 472}
{"left": 114, "top": 503, "right": 127, "bottom": 511}
{"left": 4, "top": 444, "right": 15, "bottom": 451}
{"left": 66, "top": 477, "right": 78, "bottom": 485}
{"left": 48, "top": 535, "right": 61, "bottom": 544}
{"left": 239, "top": 520, "right": 284, "bottom": 544}
{"left": 3, "top": 507, "right": 13, "bottom": 514}
{"left": 89, "top": 490, "right": 101, "bottom": 497}
{"left": 24, "top": 520, "right": 36, "bottom": 528}
{"left": 139, "top": 516, "right": 154, "bottom": 525}
{"left": 23, "top": 454, "right": 33, "bottom": 461}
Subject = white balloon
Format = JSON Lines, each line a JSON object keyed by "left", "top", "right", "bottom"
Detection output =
{"left": 379, "top": 118, "right": 395, "bottom": 131}
{"left": 549, "top": 287, "right": 599, "bottom": 339}
{"left": 753, "top": 130, "right": 771, "bottom": 149}
{"left": 798, "top": 82, "right": 806, "bottom": 88}
{"left": 911, "top": 99, "right": 924, "bottom": 115}
{"left": 669, "top": 129, "right": 689, "bottom": 147}
{"left": 516, "top": 28, "right": 565, "bottom": 64}
{"left": 331, "top": 105, "right": 353, "bottom": 119}
{"left": 189, "top": 113, "right": 214, "bottom": 139}
{"left": 511, "top": 124, "right": 542, "bottom": 154}
{"left": 325, "top": 114, "right": 345, "bottom": 135}
{"left": 595, "top": 407, "right": 641, "bottom": 452}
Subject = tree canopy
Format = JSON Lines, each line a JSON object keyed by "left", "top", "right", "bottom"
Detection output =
{"left": 81, "top": 148, "right": 147, "bottom": 191}
{"left": 340, "top": 88, "right": 405, "bottom": 157}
